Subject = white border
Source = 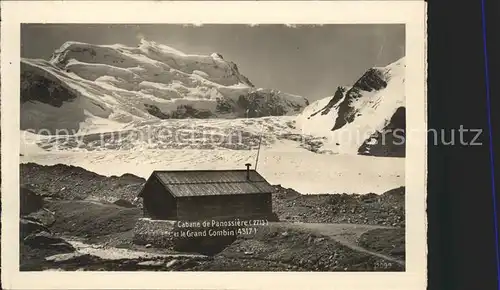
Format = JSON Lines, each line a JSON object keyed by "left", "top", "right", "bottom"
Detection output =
{"left": 1, "top": 1, "right": 427, "bottom": 289}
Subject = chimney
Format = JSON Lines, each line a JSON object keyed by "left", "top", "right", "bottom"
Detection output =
{"left": 245, "top": 163, "right": 251, "bottom": 180}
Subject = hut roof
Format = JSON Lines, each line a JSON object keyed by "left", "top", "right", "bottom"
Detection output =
{"left": 140, "top": 170, "right": 275, "bottom": 198}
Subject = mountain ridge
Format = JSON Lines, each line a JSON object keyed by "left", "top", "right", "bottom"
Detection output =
{"left": 21, "top": 40, "right": 309, "bottom": 134}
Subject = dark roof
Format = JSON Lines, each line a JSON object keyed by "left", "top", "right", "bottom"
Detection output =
{"left": 146, "top": 170, "right": 275, "bottom": 197}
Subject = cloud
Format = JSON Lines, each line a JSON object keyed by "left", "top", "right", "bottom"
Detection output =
{"left": 135, "top": 32, "right": 145, "bottom": 41}
{"left": 284, "top": 24, "right": 325, "bottom": 28}
{"left": 181, "top": 23, "right": 204, "bottom": 27}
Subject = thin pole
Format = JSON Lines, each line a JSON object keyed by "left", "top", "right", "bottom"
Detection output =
{"left": 255, "top": 122, "right": 264, "bottom": 171}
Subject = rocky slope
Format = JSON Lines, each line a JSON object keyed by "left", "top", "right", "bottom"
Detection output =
{"left": 21, "top": 40, "right": 309, "bottom": 134}
{"left": 273, "top": 185, "right": 405, "bottom": 227}
{"left": 358, "top": 106, "right": 406, "bottom": 157}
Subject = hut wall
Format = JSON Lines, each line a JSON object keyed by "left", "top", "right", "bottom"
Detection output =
{"left": 142, "top": 176, "right": 177, "bottom": 219}
{"left": 176, "top": 193, "right": 272, "bottom": 221}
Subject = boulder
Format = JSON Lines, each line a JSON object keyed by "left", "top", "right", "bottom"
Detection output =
{"left": 26, "top": 209, "right": 56, "bottom": 227}
{"left": 45, "top": 252, "right": 91, "bottom": 263}
{"left": 20, "top": 218, "right": 50, "bottom": 239}
{"left": 23, "top": 231, "right": 75, "bottom": 253}
{"left": 112, "top": 199, "right": 136, "bottom": 208}
{"left": 20, "top": 186, "right": 44, "bottom": 215}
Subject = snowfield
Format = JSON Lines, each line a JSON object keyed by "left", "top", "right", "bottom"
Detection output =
{"left": 20, "top": 145, "right": 404, "bottom": 195}
{"left": 20, "top": 40, "right": 405, "bottom": 195}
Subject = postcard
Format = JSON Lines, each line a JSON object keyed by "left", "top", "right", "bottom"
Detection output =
{"left": 1, "top": 1, "right": 427, "bottom": 289}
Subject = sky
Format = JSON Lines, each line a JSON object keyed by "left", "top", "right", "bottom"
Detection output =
{"left": 21, "top": 24, "right": 405, "bottom": 101}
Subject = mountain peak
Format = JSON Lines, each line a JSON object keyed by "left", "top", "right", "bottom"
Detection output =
{"left": 211, "top": 52, "right": 224, "bottom": 60}
{"left": 296, "top": 57, "right": 405, "bottom": 156}
{"left": 138, "top": 39, "right": 187, "bottom": 56}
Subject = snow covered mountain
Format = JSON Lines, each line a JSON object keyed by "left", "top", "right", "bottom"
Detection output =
{"left": 21, "top": 40, "right": 309, "bottom": 134}
{"left": 20, "top": 39, "right": 405, "bottom": 159}
{"left": 296, "top": 57, "right": 405, "bottom": 157}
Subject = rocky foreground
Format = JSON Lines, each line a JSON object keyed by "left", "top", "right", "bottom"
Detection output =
{"left": 19, "top": 163, "right": 405, "bottom": 271}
